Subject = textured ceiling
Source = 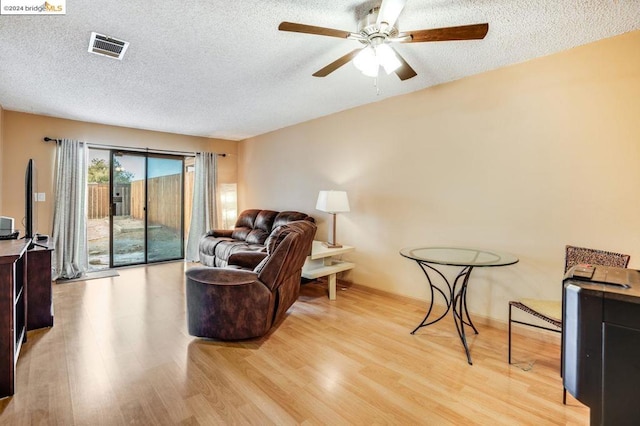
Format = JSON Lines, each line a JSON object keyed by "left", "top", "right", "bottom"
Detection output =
{"left": 0, "top": 1, "right": 638, "bottom": 141}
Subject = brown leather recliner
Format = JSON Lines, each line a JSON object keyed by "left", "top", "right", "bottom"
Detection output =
{"left": 198, "top": 209, "right": 314, "bottom": 267}
{"left": 185, "top": 220, "right": 317, "bottom": 340}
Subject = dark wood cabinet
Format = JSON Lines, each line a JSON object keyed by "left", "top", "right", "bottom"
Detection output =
{"left": 0, "top": 239, "right": 29, "bottom": 398}
{"left": 0, "top": 239, "right": 54, "bottom": 399}
{"left": 27, "top": 244, "right": 54, "bottom": 330}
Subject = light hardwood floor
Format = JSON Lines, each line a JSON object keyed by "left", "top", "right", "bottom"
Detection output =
{"left": 0, "top": 262, "right": 588, "bottom": 425}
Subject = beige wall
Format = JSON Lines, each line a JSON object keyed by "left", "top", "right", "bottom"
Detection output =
{"left": 239, "top": 31, "right": 640, "bottom": 323}
{"left": 1, "top": 111, "right": 238, "bottom": 236}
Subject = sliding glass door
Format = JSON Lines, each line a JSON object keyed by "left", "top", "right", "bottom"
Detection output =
{"left": 111, "top": 151, "right": 147, "bottom": 267}
{"left": 87, "top": 148, "right": 111, "bottom": 270}
{"left": 86, "top": 149, "right": 186, "bottom": 269}
{"left": 146, "top": 155, "right": 184, "bottom": 262}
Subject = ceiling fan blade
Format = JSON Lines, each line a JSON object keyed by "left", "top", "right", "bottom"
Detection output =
{"left": 391, "top": 48, "right": 417, "bottom": 81}
{"left": 405, "top": 23, "right": 489, "bottom": 42}
{"left": 278, "top": 21, "right": 352, "bottom": 39}
{"left": 312, "top": 48, "right": 363, "bottom": 77}
{"left": 376, "top": 0, "right": 408, "bottom": 28}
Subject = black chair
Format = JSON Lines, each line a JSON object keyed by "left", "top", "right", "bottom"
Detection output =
{"left": 508, "top": 245, "right": 630, "bottom": 403}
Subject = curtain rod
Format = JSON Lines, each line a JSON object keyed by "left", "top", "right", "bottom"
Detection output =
{"left": 43, "top": 137, "right": 227, "bottom": 157}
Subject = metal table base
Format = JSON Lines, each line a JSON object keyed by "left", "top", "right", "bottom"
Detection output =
{"left": 410, "top": 261, "right": 478, "bottom": 364}
{"left": 400, "top": 246, "right": 519, "bottom": 365}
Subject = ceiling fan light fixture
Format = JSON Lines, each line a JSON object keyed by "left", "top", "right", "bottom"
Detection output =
{"left": 377, "top": 44, "right": 401, "bottom": 74}
{"left": 353, "top": 46, "right": 379, "bottom": 77}
{"left": 353, "top": 44, "right": 401, "bottom": 77}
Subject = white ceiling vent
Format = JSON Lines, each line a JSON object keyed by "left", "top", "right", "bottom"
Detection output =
{"left": 88, "top": 32, "right": 129, "bottom": 60}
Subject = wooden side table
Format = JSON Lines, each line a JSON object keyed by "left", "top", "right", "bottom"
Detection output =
{"left": 302, "top": 241, "right": 355, "bottom": 300}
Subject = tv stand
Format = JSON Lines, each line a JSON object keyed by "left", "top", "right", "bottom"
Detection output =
{"left": 0, "top": 239, "right": 54, "bottom": 398}
{"left": 27, "top": 241, "right": 54, "bottom": 330}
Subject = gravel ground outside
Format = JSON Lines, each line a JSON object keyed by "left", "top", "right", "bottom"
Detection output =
{"left": 88, "top": 217, "right": 183, "bottom": 269}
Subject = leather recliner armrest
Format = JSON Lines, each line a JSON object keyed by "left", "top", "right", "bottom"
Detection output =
{"left": 186, "top": 266, "right": 259, "bottom": 285}
{"left": 228, "top": 251, "right": 268, "bottom": 270}
{"left": 206, "top": 229, "right": 233, "bottom": 238}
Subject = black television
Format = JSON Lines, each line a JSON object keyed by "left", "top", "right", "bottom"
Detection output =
{"left": 24, "top": 158, "right": 36, "bottom": 239}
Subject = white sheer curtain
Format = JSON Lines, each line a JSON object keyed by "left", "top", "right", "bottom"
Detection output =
{"left": 185, "top": 152, "right": 218, "bottom": 261}
{"left": 52, "top": 139, "right": 88, "bottom": 280}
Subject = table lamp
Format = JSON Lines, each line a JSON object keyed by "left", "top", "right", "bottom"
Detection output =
{"left": 316, "top": 190, "right": 350, "bottom": 248}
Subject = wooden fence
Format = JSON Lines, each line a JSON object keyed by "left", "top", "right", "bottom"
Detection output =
{"left": 87, "top": 171, "right": 194, "bottom": 232}
{"left": 88, "top": 183, "right": 110, "bottom": 218}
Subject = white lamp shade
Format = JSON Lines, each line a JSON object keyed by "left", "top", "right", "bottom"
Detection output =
{"left": 353, "top": 44, "right": 401, "bottom": 77}
{"left": 316, "top": 190, "right": 350, "bottom": 213}
{"left": 377, "top": 44, "right": 401, "bottom": 74}
{"left": 353, "top": 46, "right": 379, "bottom": 77}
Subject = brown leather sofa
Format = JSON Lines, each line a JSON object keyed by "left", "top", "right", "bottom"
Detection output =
{"left": 186, "top": 220, "right": 317, "bottom": 340}
{"left": 198, "top": 209, "right": 314, "bottom": 267}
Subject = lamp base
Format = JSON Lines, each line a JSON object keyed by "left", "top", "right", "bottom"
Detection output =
{"left": 323, "top": 242, "right": 343, "bottom": 249}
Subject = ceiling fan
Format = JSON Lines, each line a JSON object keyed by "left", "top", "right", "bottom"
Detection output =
{"left": 278, "top": 0, "right": 488, "bottom": 81}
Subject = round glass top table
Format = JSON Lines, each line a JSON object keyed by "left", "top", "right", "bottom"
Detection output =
{"left": 400, "top": 247, "right": 519, "bottom": 267}
{"left": 400, "top": 246, "right": 519, "bottom": 364}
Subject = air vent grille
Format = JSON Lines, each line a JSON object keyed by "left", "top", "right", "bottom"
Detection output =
{"left": 88, "top": 32, "right": 129, "bottom": 60}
